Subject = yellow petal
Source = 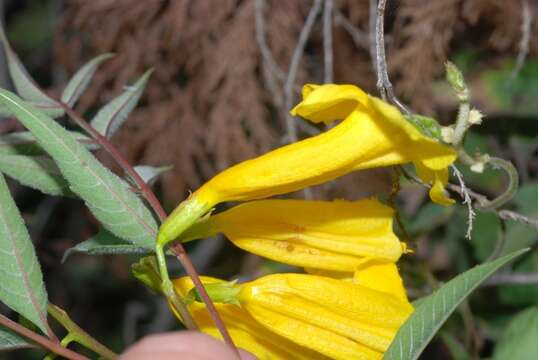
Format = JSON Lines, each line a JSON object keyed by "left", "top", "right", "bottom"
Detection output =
{"left": 171, "top": 277, "right": 328, "bottom": 360}
{"left": 160, "top": 85, "right": 457, "bottom": 242}
{"left": 239, "top": 273, "right": 413, "bottom": 359}
{"left": 182, "top": 199, "right": 405, "bottom": 272}
{"left": 291, "top": 83, "right": 368, "bottom": 124}
{"left": 353, "top": 259, "right": 408, "bottom": 301}
{"left": 414, "top": 162, "right": 455, "bottom": 206}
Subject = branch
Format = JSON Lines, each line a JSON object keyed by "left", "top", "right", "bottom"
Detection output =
{"left": 283, "top": 0, "right": 323, "bottom": 143}
{"left": 373, "top": 0, "right": 411, "bottom": 114}
{"left": 48, "top": 303, "right": 117, "bottom": 360}
{"left": 512, "top": 0, "right": 532, "bottom": 79}
{"left": 334, "top": 9, "right": 369, "bottom": 51}
{"left": 322, "top": 0, "right": 334, "bottom": 84}
{"left": 483, "top": 272, "right": 538, "bottom": 286}
{"left": 57, "top": 103, "right": 238, "bottom": 354}
{"left": 0, "top": 314, "right": 88, "bottom": 360}
{"left": 401, "top": 167, "right": 538, "bottom": 231}
{"left": 254, "top": 0, "right": 285, "bottom": 107}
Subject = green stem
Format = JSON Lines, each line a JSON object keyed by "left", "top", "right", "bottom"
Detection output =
{"left": 452, "top": 101, "right": 470, "bottom": 146}
{"left": 47, "top": 304, "right": 117, "bottom": 360}
{"left": 476, "top": 157, "right": 519, "bottom": 210}
{"left": 156, "top": 245, "right": 198, "bottom": 330}
{"left": 44, "top": 334, "right": 76, "bottom": 360}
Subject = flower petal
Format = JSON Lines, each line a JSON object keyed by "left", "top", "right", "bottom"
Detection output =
{"left": 353, "top": 260, "right": 408, "bottom": 301}
{"left": 291, "top": 84, "right": 368, "bottom": 124}
{"left": 171, "top": 277, "right": 327, "bottom": 360}
{"left": 240, "top": 273, "right": 413, "bottom": 358}
{"left": 181, "top": 199, "right": 405, "bottom": 272}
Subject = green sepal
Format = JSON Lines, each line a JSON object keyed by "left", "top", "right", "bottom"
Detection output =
{"left": 187, "top": 280, "right": 241, "bottom": 306}
{"left": 132, "top": 256, "right": 163, "bottom": 294}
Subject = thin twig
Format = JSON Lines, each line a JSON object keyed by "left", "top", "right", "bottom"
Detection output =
{"left": 452, "top": 165, "right": 476, "bottom": 239}
{"left": 373, "top": 0, "right": 412, "bottom": 114}
{"left": 58, "top": 103, "right": 238, "bottom": 354}
{"left": 283, "top": 0, "right": 323, "bottom": 143}
{"left": 322, "top": 0, "right": 334, "bottom": 84}
{"left": 369, "top": 0, "right": 378, "bottom": 72}
{"left": 498, "top": 209, "right": 538, "bottom": 229}
{"left": 0, "top": 314, "right": 88, "bottom": 360}
{"left": 254, "top": 0, "right": 285, "bottom": 107}
{"left": 483, "top": 272, "right": 538, "bottom": 286}
{"left": 333, "top": 9, "right": 369, "bottom": 51}
{"left": 512, "top": 0, "right": 532, "bottom": 79}
{"left": 401, "top": 166, "right": 538, "bottom": 231}
{"left": 48, "top": 303, "right": 117, "bottom": 360}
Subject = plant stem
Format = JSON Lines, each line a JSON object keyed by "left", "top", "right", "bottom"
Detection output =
{"left": 47, "top": 303, "right": 117, "bottom": 360}
{"left": 58, "top": 101, "right": 237, "bottom": 354}
{"left": 0, "top": 314, "right": 88, "bottom": 360}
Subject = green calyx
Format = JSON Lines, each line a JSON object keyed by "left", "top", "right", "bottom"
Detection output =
{"left": 132, "top": 256, "right": 163, "bottom": 294}
{"left": 186, "top": 281, "right": 242, "bottom": 306}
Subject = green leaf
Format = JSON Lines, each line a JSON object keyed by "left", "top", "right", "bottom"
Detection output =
{"left": 493, "top": 306, "right": 538, "bottom": 360}
{"left": 0, "top": 154, "right": 72, "bottom": 196}
{"left": 384, "top": 249, "right": 528, "bottom": 360}
{"left": 61, "top": 53, "right": 114, "bottom": 107}
{"left": 0, "top": 25, "right": 63, "bottom": 118}
{"left": 0, "top": 325, "right": 33, "bottom": 351}
{"left": 0, "top": 89, "right": 158, "bottom": 248}
{"left": 91, "top": 69, "right": 153, "bottom": 138}
{"left": 62, "top": 230, "right": 151, "bottom": 263}
{"left": 0, "top": 131, "right": 98, "bottom": 156}
{"left": 0, "top": 172, "right": 49, "bottom": 334}
{"left": 132, "top": 165, "right": 173, "bottom": 186}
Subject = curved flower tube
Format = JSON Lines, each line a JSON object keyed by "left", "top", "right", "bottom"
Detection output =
{"left": 171, "top": 276, "right": 331, "bottom": 360}
{"left": 180, "top": 199, "right": 408, "bottom": 272}
{"left": 158, "top": 83, "right": 455, "bottom": 246}
{"left": 173, "top": 272, "right": 413, "bottom": 360}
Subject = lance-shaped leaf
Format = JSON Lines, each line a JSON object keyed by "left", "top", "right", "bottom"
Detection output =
{"left": 91, "top": 69, "right": 153, "bottom": 138}
{"left": 0, "top": 131, "right": 98, "bottom": 156}
{"left": 0, "top": 26, "right": 63, "bottom": 118}
{"left": 61, "top": 53, "right": 114, "bottom": 107}
{"left": 0, "top": 154, "right": 72, "bottom": 196}
{"left": 62, "top": 230, "right": 151, "bottom": 263}
{"left": 0, "top": 325, "right": 33, "bottom": 351}
{"left": 132, "top": 165, "right": 173, "bottom": 186}
{"left": 0, "top": 89, "right": 158, "bottom": 248}
{"left": 384, "top": 249, "right": 528, "bottom": 360}
{"left": 0, "top": 173, "right": 49, "bottom": 335}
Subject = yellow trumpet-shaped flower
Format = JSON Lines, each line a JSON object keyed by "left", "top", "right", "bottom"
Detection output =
{"left": 181, "top": 199, "right": 407, "bottom": 272}
{"left": 173, "top": 270, "right": 413, "bottom": 360}
{"left": 237, "top": 273, "right": 413, "bottom": 360}
{"left": 158, "top": 83, "right": 455, "bottom": 246}
{"left": 171, "top": 276, "right": 331, "bottom": 360}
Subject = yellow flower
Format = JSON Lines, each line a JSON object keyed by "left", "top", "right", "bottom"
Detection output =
{"left": 172, "top": 271, "right": 413, "bottom": 360}
{"left": 172, "top": 276, "right": 330, "bottom": 360}
{"left": 181, "top": 199, "right": 407, "bottom": 272}
{"left": 237, "top": 273, "right": 413, "bottom": 360}
{"left": 158, "top": 83, "right": 455, "bottom": 246}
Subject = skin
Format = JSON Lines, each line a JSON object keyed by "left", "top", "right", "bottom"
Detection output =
{"left": 120, "top": 331, "right": 256, "bottom": 360}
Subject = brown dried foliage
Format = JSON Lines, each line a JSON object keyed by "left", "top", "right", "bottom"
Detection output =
{"left": 54, "top": 0, "right": 537, "bottom": 203}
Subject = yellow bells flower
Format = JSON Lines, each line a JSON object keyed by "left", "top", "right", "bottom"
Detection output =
{"left": 292, "top": 83, "right": 456, "bottom": 206}
{"left": 171, "top": 276, "right": 330, "bottom": 360}
{"left": 237, "top": 273, "right": 413, "bottom": 360}
{"left": 353, "top": 259, "right": 408, "bottom": 301}
{"left": 180, "top": 199, "right": 407, "bottom": 272}
{"left": 158, "top": 82, "right": 455, "bottom": 246}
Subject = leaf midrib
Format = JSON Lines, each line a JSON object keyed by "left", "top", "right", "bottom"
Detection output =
{"left": 0, "top": 193, "right": 46, "bottom": 333}
{"left": 0, "top": 93, "right": 157, "bottom": 238}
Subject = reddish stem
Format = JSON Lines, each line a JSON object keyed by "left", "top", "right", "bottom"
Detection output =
{"left": 0, "top": 314, "right": 88, "bottom": 360}
{"left": 58, "top": 102, "right": 238, "bottom": 355}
